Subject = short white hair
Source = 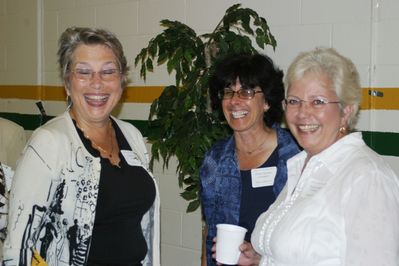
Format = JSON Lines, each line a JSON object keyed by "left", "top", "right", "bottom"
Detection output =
{"left": 284, "top": 47, "right": 362, "bottom": 130}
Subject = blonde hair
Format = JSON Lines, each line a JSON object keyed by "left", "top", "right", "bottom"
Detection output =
{"left": 284, "top": 47, "right": 361, "bottom": 130}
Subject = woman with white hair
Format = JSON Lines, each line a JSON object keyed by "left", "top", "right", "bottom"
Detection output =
{"left": 238, "top": 47, "right": 399, "bottom": 265}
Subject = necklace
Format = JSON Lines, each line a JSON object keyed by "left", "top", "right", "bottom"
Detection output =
{"left": 75, "top": 120, "right": 119, "bottom": 165}
{"left": 236, "top": 137, "right": 268, "bottom": 155}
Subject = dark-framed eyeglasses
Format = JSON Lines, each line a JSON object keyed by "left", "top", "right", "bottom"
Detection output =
{"left": 219, "top": 87, "right": 263, "bottom": 100}
{"left": 71, "top": 68, "right": 121, "bottom": 82}
{"left": 283, "top": 96, "right": 341, "bottom": 110}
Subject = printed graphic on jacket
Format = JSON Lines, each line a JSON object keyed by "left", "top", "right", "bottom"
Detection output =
{"left": 13, "top": 147, "right": 99, "bottom": 266}
{"left": 0, "top": 164, "right": 7, "bottom": 241}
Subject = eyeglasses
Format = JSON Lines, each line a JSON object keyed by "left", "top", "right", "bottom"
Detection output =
{"left": 71, "top": 68, "right": 121, "bottom": 82}
{"left": 219, "top": 87, "right": 263, "bottom": 100}
{"left": 283, "top": 96, "right": 341, "bottom": 109}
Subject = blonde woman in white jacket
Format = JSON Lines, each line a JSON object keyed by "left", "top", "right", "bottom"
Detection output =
{"left": 241, "top": 48, "right": 399, "bottom": 266}
{"left": 3, "top": 27, "right": 160, "bottom": 266}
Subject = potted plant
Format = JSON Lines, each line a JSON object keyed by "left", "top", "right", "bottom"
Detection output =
{"left": 135, "top": 4, "right": 277, "bottom": 212}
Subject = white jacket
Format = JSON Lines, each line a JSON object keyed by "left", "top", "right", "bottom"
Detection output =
{"left": 2, "top": 111, "right": 160, "bottom": 266}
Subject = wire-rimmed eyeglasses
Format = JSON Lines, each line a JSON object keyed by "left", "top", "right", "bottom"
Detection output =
{"left": 219, "top": 87, "right": 263, "bottom": 100}
{"left": 71, "top": 68, "right": 121, "bottom": 82}
{"left": 283, "top": 96, "right": 341, "bottom": 110}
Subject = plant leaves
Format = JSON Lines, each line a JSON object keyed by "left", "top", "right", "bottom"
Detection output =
{"left": 145, "top": 58, "right": 153, "bottom": 72}
{"left": 135, "top": 3, "right": 277, "bottom": 212}
{"left": 187, "top": 199, "right": 200, "bottom": 213}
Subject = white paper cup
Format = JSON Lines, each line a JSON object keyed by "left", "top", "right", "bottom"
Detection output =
{"left": 216, "top": 224, "right": 247, "bottom": 265}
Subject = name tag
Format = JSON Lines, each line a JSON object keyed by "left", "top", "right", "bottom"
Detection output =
{"left": 121, "top": 150, "right": 143, "bottom": 167}
{"left": 251, "top": 167, "right": 277, "bottom": 188}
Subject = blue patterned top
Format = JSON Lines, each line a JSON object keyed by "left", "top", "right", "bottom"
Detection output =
{"left": 200, "top": 125, "right": 300, "bottom": 265}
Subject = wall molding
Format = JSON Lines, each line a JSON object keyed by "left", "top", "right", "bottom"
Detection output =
{"left": 0, "top": 85, "right": 398, "bottom": 109}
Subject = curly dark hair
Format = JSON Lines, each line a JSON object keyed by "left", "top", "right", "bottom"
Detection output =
{"left": 209, "top": 53, "right": 284, "bottom": 127}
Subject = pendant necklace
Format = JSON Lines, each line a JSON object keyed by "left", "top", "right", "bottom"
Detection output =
{"left": 236, "top": 137, "right": 268, "bottom": 155}
{"left": 76, "top": 120, "right": 118, "bottom": 165}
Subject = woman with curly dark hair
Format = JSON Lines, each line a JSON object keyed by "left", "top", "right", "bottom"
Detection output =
{"left": 200, "top": 53, "right": 300, "bottom": 265}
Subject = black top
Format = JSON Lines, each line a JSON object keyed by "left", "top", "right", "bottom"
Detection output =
{"left": 73, "top": 119, "right": 156, "bottom": 265}
{"left": 239, "top": 147, "right": 279, "bottom": 241}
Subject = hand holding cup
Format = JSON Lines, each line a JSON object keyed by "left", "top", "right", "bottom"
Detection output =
{"left": 215, "top": 224, "right": 247, "bottom": 265}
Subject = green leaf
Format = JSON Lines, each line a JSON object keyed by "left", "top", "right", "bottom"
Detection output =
{"left": 181, "top": 189, "right": 196, "bottom": 200}
{"left": 140, "top": 64, "right": 147, "bottom": 80}
{"left": 240, "top": 12, "right": 253, "bottom": 34}
{"left": 134, "top": 48, "right": 147, "bottom": 66}
{"left": 183, "top": 49, "right": 193, "bottom": 63}
{"left": 166, "top": 57, "right": 176, "bottom": 74}
{"left": 146, "top": 58, "right": 154, "bottom": 72}
{"left": 226, "top": 3, "right": 240, "bottom": 13}
{"left": 187, "top": 199, "right": 200, "bottom": 213}
{"left": 255, "top": 31, "right": 265, "bottom": 49}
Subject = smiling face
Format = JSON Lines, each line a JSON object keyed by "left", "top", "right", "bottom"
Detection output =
{"left": 66, "top": 44, "right": 123, "bottom": 127}
{"left": 222, "top": 79, "right": 269, "bottom": 134}
{"left": 285, "top": 72, "right": 352, "bottom": 157}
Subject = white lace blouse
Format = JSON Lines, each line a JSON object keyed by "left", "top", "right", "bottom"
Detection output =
{"left": 251, "top": 133, "right": 399, "bottom": 266}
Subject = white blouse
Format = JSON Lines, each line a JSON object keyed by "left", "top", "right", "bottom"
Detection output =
{"left": 251, "top": 133, "right": 399, "bottom": 266}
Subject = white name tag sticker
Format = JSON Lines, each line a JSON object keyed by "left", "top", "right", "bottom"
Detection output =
{"left": 121, "top": 150, "right": 142, "bottom": 167}
{"left": 251, "top": 167, "right": 277, "bottom": 188}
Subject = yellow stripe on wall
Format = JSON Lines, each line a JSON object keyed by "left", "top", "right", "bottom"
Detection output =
{"left": 0, "top": 85, "right": 67, "bottom": 100}
{"left": 0, "top": 85, "right": 398, "bottom": 109}
{"left": 121, "top": 86, "right": 164, "bottom": 103}
{"left": 360, "top": 88, "right": 399, "bottom": 110}
{"left": 0, "top": 85, "right": 164, "bottom": 103}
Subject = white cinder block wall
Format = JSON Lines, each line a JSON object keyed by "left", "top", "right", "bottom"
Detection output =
{"left": 1, "top": 0, "right": 399, "bottom": 265}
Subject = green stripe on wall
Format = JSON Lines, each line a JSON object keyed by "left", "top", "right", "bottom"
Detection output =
{"left": 362, "top": 131, "right": 399, "bottom": 157}
{"left": 1, "top": 113, "right": 43, "bottom": 131}
{"left": 1, "top": 112, "right": 398, "bottom": 157}
{"left": 0, "top": 113, "right": 150, "bottom": 137}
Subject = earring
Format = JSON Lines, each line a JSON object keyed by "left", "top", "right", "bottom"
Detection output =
{"left": 339, "top": 126, "right": 346, "bottom": 134}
